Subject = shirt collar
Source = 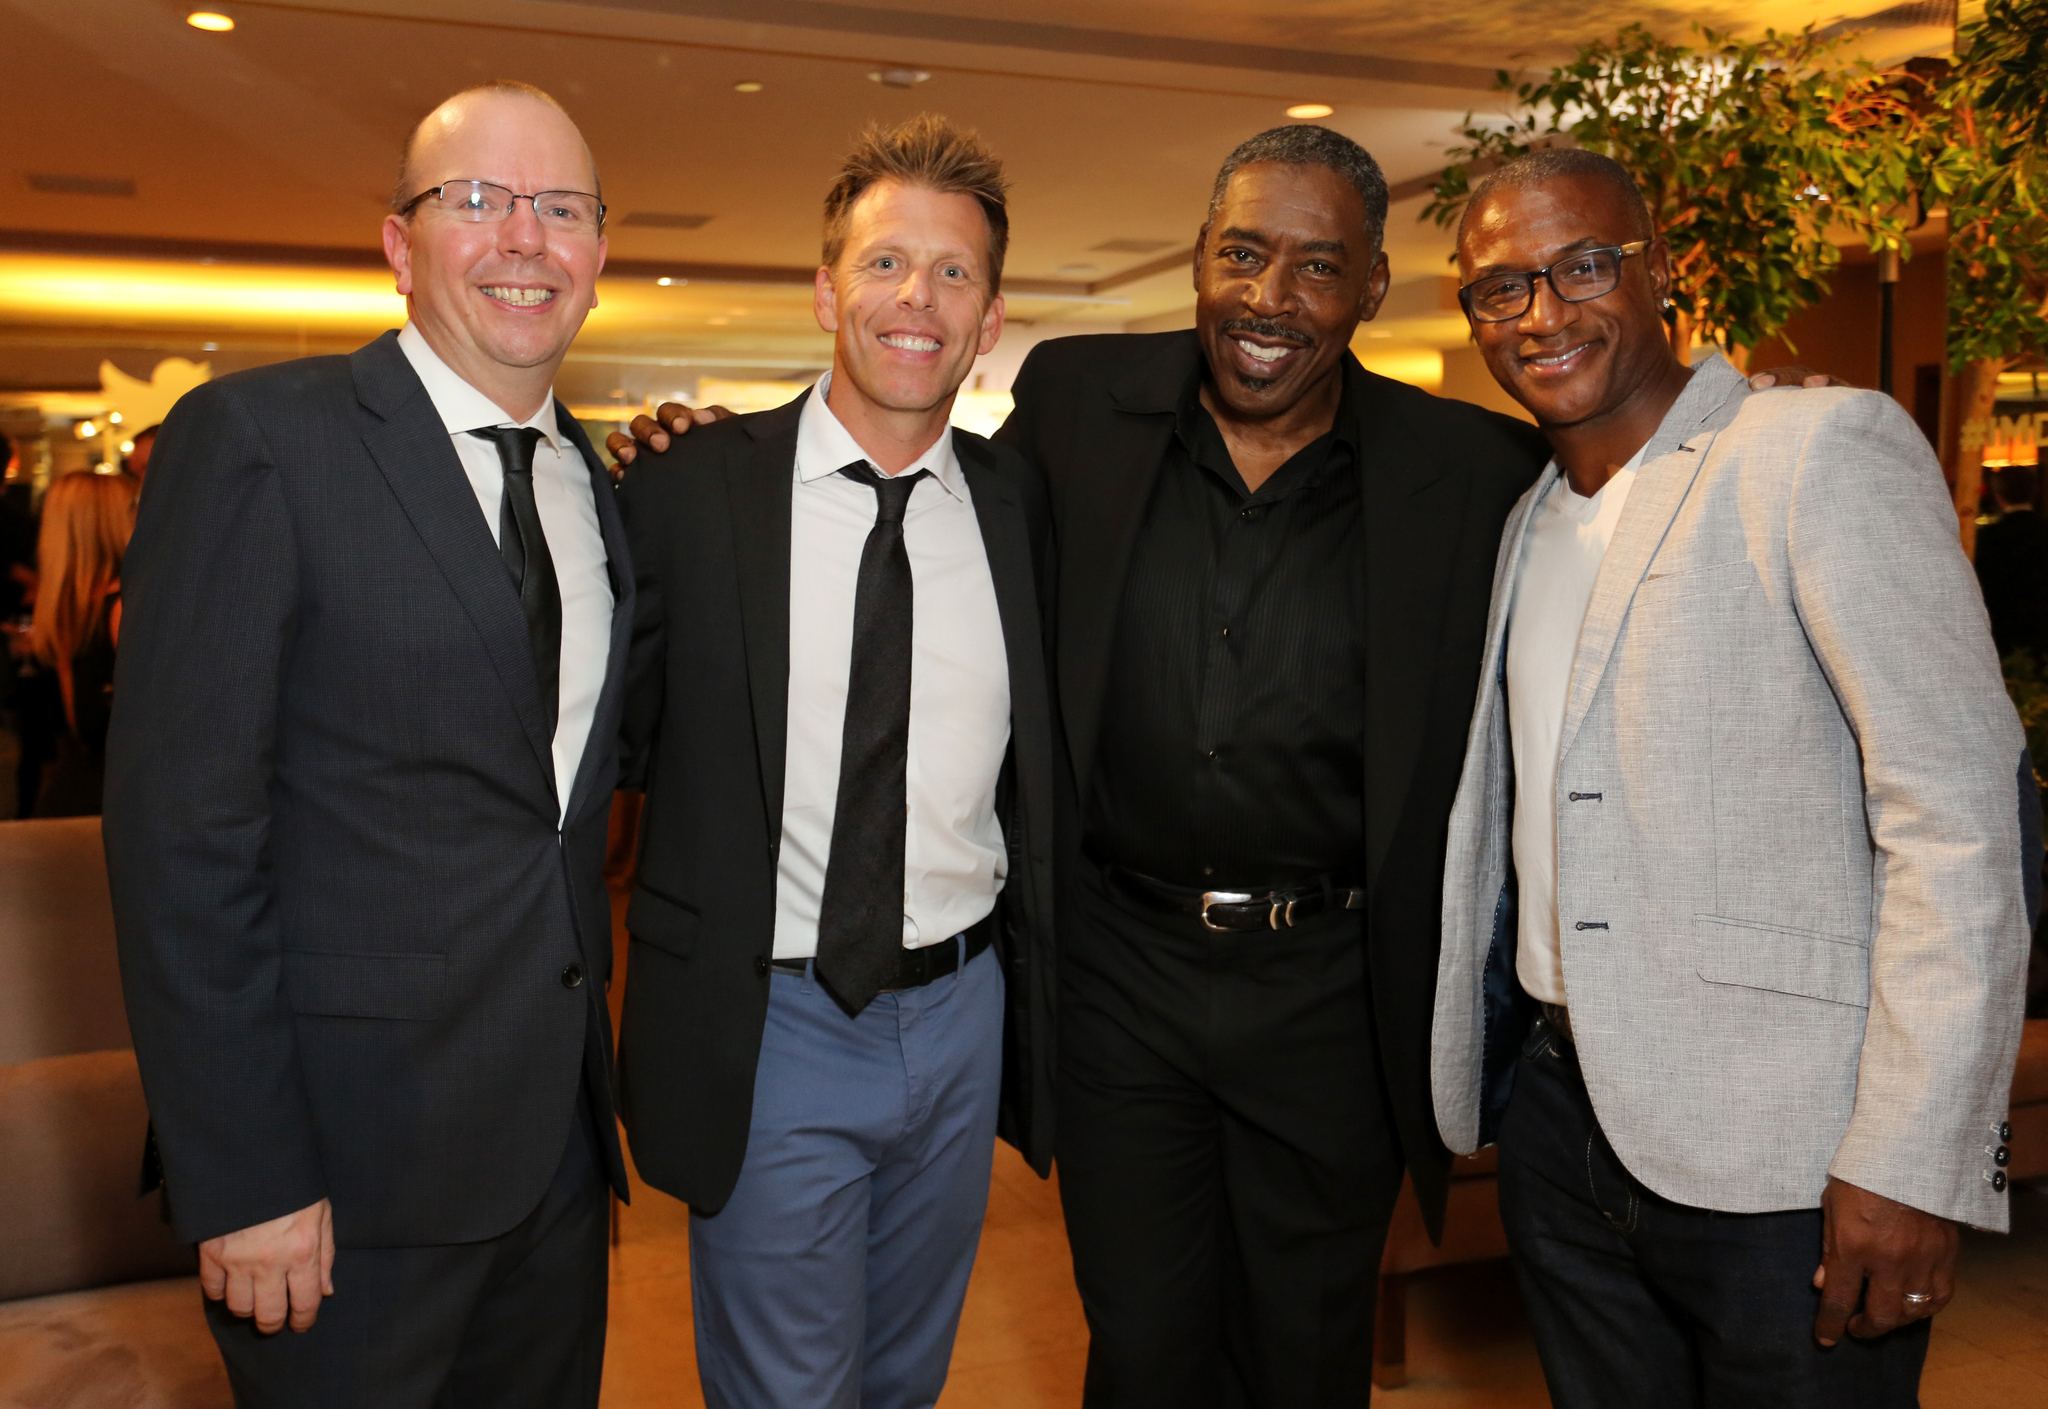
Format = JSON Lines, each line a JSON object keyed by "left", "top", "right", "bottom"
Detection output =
{"left": 795, "top": 371, "right": 966, "bottom": 502}
{"left": 397, "top": 322, "right": 564, "bottom": 453}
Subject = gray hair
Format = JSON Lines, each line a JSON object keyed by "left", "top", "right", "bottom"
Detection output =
{"left": 1205, "top": 125, "right": 1389, "bottom": 254}
{"left": 1458, "top": 147, "right": 1653, "bottom": 243}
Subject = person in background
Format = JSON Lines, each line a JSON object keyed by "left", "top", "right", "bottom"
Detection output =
{"left": 25, "top": 469, "right": 135, "bottom": 816}
{"left": 1433, "top": 147, "right": 2030, "bottom": 1406}
{"left": 125, "top": 423, "right": 159, "bottom": 480}
{"left": 106, "top": 81, "right": 629, "bottom": 1407}
{"left": 1975, "top": 464, "right": 2048, "bottom": 661}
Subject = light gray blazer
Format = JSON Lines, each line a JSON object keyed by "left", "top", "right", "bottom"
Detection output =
{"left": 1431, "top": 353, "right": 2031, "bottom": 1230}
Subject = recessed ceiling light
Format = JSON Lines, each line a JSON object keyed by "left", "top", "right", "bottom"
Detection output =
{"left": 1287, "top": 103, "right": 1334, "bottom": 120}
{"left": 733, "top": 80, "right": 764, "bottom": 93}
{"left": 186, "top": 11, "right": 235, "bottom": 31}
{"left": 870, "top": 68, "right": 931, "bottom": 89}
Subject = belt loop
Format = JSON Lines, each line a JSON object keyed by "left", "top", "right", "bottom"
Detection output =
{"left": 954, "top": 930, "right": 967, "bottom": 983}
{"left": 801, "top": 955, "right": 817, "bottom": 994}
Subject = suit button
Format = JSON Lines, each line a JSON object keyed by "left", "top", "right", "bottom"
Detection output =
{"left": 2000, "top": 1121, "right": 2013, "bottom": 1142}
{"left": 754, "top": 956, "right": 770, "bottom": 978}
{"left": 561, "top": 964, "right": 584, "bottom": 989}
{"left": 1993, "top": 1170, "right": 2009, "bottom": 1192}
{"left": 1995, "top": 1145, "right": 2011, "bottom": 1167}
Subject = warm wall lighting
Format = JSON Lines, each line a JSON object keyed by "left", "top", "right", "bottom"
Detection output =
{"left": 656, "top": 277, "right": 672, "bottom": 286}
{"left": 1287, "top": 103, "right": 1334, "bottom": 120}
{"left": 77, "top": 421, "right": 100, "bottom": 438}
{"left": 186, "top": 11, "right": 235, "bottom": 31}
{"left": 733, "top": 80, "right": 763, "bottom": 93}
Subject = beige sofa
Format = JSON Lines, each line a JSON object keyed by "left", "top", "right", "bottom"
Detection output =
{"left": 0, "top": 817, "right": 227, "bottom": 1407}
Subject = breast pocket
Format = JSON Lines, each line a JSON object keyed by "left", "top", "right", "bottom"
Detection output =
{"left": 1636, "top": 558, "right": 1760, "bottom": 603}
{"left": 626, "top": 883, "right": 700, "bottom": 961}
{"left": 1694, "top": 914, "right": 1870, "bottom": 1008}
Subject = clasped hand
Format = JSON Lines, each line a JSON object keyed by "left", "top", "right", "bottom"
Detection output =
{"left": 199, "top": 1197, "right": 335, "bottom": 1334}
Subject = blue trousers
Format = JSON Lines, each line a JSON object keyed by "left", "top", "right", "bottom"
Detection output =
{"left": 689, "top": 942, "right": 1004, "bottom": 1409}
{"left": 1498, "top": 1017, "right": 1929, "bottom": 1408}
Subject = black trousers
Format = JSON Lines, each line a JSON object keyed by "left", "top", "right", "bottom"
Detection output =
{"left": 1055, "top": 862, "right": 1406, "bottom": 1409}
{"left": 207, "top": 1086, "right": 610, "bottom": 1409}
{"left": 1498, "top": 1018, "right": 1929, "bottom": 1408}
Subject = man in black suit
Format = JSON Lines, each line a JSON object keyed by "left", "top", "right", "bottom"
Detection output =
{"left": 617, "top": 123, "right": 1546, "bottom": 1405}
{"left": 613, "top": 115, "right": 1059, "bottom": 1407}
{"left": 1976, "top": 464, "right": 2048, "bottom": 660}
{"left": 993, "top": 127, "right": 1549, "bottom": 1406}
{"left": 105, "top": 82, "right": 630, "bottom": 1407}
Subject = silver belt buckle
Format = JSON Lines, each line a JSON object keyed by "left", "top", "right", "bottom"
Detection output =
{"left": 1200, "top": 890, "right": 1254, "bottom": 931}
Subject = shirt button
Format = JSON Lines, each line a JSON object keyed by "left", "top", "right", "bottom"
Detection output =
{"left": 1206, "top": 749, "right": 1218, "bottom": 760}
{"left": 754, "top": 955, "right": 770, "bottom": 978}
{"left": 1220, "top": 626, "right": 1230, "bottom": 638}
{"left": 560, "top": 963, "right": 584, "bottom": 989}
{"left": 1202, "top": 866, "right": 1214, "bottom": 876}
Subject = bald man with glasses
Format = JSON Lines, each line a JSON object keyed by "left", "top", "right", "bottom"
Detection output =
{"left": 107, "top": 81, "right": 629, "bottom": 1407}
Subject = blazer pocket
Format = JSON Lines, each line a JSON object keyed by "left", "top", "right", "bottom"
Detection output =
{"left": 283, "top": 950, "right": 449, "bottom": 1022}
{"left": 1693, "top": 914, "right": 1870, "bottom": 1009}
{"left": 626, "top": 884, "right": 700, "bottom": 961}
{"left": 1637, "top": 558, "right": 1759, "bottom": 602}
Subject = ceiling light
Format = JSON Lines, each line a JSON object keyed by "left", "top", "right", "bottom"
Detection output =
{"left": 1287, "top": 103, "right": 1334, "bottom": 120}
{"left": 733, "top": 80, "right": 763, "bottom": 93}
{"left": 108, "top": 411, "right": 123, "bottom": 424}
{"left": 656, "top": 277, "right": 673, "bottom": 286}
{"left": 870, "top": 68, "right": 931, "bottom": 89}
{"left": 120, "top": 440, "right": 136, "bottom": 455}
{"left": 186, "top": 11, "right": 234, "bottom": 31}
{"left": 78, "top": 421, "right": 99, "bottom": 437}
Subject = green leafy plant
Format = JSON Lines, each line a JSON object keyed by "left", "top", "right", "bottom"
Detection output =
{"left": 1424, "top": 24, "right": 1909, "bottom": 364}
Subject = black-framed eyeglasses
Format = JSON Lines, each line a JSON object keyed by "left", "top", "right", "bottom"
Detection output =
{"left": 1458, "top": 240, "right": 1652, "bottom": 323}
{"left": 399, "top": 179, "right": 606, "bottom": 234}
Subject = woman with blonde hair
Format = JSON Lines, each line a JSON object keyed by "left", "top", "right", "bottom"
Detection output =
{"left": 26, "top": 469, "right": 136, "bottom": 815}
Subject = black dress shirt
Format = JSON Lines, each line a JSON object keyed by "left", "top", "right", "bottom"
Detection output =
{"left": 1975, "top": 507, "right": 2048, "bottom": 659}
{"left": 1085, "top": 372, "right": 1365, "bottom": 888}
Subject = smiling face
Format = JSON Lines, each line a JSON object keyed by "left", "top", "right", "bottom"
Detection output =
{"left": 1458, "top": 175, "right": 1674, "bottom": 431}
{"left": 814, "top": 179, "right": 1004, "bottom": 422}
{"left": 381, "top": 90, "right": 605, "bottom": 411}
{"left": 1195, "top": 161, "right": 1389, "bottom": 423}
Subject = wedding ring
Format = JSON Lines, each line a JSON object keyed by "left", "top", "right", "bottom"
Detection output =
{"left": 1903, "top": 1292, "right": 1934, "bottom": 1305}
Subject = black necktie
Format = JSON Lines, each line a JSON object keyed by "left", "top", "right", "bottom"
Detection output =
{"left": 814, "top": 461, "right": 930, "bottom": 1017}
{"left": 468, "top": 426, "right": 561, "bottom": 736}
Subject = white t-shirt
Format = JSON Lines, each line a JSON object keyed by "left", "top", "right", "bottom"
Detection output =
{"left": 1505, "top": 450, "right": 1643, "bottom": 1005}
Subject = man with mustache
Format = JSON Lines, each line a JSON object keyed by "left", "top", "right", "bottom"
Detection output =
{"left": 107, "top": 82, "right": 629, "bottom": 1405}
{"left": 1432, "top": 147, "right": 2030, "bottom": 1404}
{"left": 620, "top": 122, "right": 1551, "bottom": 1406}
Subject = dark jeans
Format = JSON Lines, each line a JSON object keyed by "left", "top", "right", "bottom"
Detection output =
{"left": 207, "top": 1087, "right": 609, "bottom": 1409}
{"left": 1055, "top": 862, "right": 1405, "bottom": 1409}
{"left": 1497, "top": 1019, "right": 1929, "bottom": 1408}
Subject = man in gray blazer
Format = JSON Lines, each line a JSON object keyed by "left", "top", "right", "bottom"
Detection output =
{"left": 1431, "top": 147, "right": 2033, "bottom": 1405}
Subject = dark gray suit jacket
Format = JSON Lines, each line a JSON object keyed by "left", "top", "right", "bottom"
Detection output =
{"left": 106, "top": 329, "right": 632, "bottom": 1247}
{"left": 614, "top": 390, "right": 1061, "bottom": 1214}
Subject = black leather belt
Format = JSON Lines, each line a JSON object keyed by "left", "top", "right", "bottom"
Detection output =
{"left": 771, "top": 919, "right": 992, "bottom": 989}
{"left": 1103, "top": 865, "right": 1367, "bottom": 932}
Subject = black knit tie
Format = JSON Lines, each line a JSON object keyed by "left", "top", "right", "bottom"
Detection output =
{"left": 468, "top": 426, "right": 560, "bottom": 736}
{"left": 814, "top": 462, "right": 929, "bottom": 1017}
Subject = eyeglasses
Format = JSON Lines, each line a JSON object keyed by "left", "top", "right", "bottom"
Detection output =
{"left": 399, "top": 180, "right": 605, "bottom": 234}
{"left": 1458, "top": 240, "right": 1652, "bottom": 323}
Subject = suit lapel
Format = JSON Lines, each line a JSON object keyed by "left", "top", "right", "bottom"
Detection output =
{"left": 956, "top": 432, "right": 1046, "bottom": 742}
{"left": 556, "top": 406, "right": 634, "bottom": 824}
{"left": 350, "top": 333, "right": 556, "bottom": 797}
{"left": 729, "top": 393, "right": 804, "bottom": 833}
{"left": 1357, "top": 362, "right": 1471, "bottom": 890}
{"left": 1556, "top": 356, "right": 1749, "bottom": 759}
{"left": 1058, "top": 339, "right": 1191, "bottom": 793}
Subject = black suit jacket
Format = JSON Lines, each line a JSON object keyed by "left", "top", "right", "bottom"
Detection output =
{"left": 995, "top": 331, "right": 1549, "bottom": 1237}
{"left": 1976, "top": 508, "right": 2048, "bottom": 660}
{"left": 105, "top": 330, "right": 633, "bottom": 1248}
{"left": 614, "top": 390, "right": 1061, "bottom": 1214}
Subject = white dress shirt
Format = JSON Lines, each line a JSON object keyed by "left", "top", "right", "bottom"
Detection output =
{"left": 775, "top": 373, "right": 1012, "bottom": 959}
{"left": 1505, "top": 449, "right": 1642, "bottom": 1005}
{"left": 397, "top": 323, "right": 613, "bottom": 825}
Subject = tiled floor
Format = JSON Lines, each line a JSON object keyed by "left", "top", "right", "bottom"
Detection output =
{"left": 600, "top": 1155, "right": 2048, "bottom": 1408}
